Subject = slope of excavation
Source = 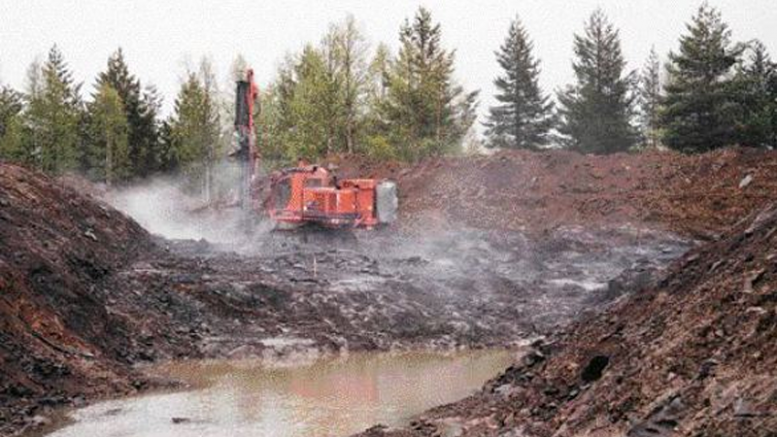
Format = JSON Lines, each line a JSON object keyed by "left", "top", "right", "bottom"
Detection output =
{"left": 358, "top": 203, "right": 777, "bottom": 437}
{"left": 2, "top": 146, "right": 776, "bottom": 437}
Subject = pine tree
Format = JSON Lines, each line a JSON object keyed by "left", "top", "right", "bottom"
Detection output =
{"left": 266, "top": 57, "right": 299, "bottom": 163}
{"left": 557, "top": 9, "right": 637, "bottom": 154}
{"left": 0, "top": 86, "right": 22, "bottom": 137}
{"left": 362, "top": 43, "right": 396, "bottom": 159}
{"left": 381, "top": 7, "right": 478, "bottom": 160}
{"left": 254, "top": 85, "right": 287, "bottom": 164}
{"left": 23, "top": 46, "right": 83, "bottom": 173}
{"left": 732, "top": 41, "right": 777, "bottom": 149}
{"left": 86, "top": 83, "right": 130, "bottom": 185}
{"left": 638, "top": 47, "right": 662, "bottom": 149}
{"left": 267, "top": 43, "right": 348, "bottom": 162}
{"left": 368, "top": 43, "right": 392, "bottom": 106}
{"left": 661, "top": 4, "right": 742, "bottom": 152}
{"left": 484, "top": 15, "right": 554, "bottom": 150}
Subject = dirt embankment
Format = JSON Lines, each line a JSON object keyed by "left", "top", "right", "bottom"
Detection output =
{"left": 358, "top": 203, "right": 777, "bottom": 437}
{"left": 0, "top": 164, "right": 157, "bottom": 432}
{"left": 331, "top": 147, "right": 777, "bottom": 238}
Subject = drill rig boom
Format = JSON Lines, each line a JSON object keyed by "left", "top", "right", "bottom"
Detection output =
{"left": 234, "top": 69, "right": 259, "bottom": 209}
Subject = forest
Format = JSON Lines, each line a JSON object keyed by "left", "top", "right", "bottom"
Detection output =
{"left": 0, "top": 4, "right": 775, "bottom": 191}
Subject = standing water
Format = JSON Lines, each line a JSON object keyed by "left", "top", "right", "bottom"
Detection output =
{"left": 45, "top": 350, "right": 513, "bottom": 437}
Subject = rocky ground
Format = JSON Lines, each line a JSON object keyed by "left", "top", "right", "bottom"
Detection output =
{"left": 1, "top": 147, "right": 776, "bottom": 436}
{"left": 358, "top": 203, "right": 777, "bottom": 437}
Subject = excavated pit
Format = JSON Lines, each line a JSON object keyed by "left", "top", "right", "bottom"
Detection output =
{"left": 3, "top": 146, "right": 777, "bottom": 436}
{"left": 142, "top": 223, "right": 689, "bottom": 357}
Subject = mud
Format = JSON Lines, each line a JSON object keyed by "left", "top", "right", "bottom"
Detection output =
{"left": 118, "top": 223, "right": 685, "bottom": 363}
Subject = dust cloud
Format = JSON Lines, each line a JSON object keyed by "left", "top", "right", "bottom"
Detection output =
{"left": 104, "top": 160, "right": 271, "bottom": 246}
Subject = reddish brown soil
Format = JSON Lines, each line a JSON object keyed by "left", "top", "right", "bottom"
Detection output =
{"left": 0, "top": 164, "right": 156, "bottom": 432}
{"left": 331, "top": 147, "right": 777, "bottom": 238}
{"left": 354, "top": 205, "right": 777, "bottom": 437}
{"left": 1, "top": 147, "right": 776, "bottom": 436}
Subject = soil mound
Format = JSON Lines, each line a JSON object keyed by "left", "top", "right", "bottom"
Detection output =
{"left": 0, "top": 164, "right": 155, "bottom": 433}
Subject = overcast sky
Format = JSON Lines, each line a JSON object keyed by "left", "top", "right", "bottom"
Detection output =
{"left": 1, "top": 0, "right": 775, "bottom": 124}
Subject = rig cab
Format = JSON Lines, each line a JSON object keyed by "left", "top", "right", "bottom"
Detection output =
{"left": 269, "top": 163, "right": 397, "bottom": 229}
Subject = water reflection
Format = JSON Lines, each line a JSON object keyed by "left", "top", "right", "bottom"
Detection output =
{"left": 47, "top": 350, "right": 513, "bottom": 437}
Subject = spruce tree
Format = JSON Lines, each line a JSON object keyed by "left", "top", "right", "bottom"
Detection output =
{"left": 638, "top": 47, "right": 662, "bottom": 149}
{"left": 661, "top": 4, "right": 742, "bottom": 152}
{"left": 138, "top": 84, "right": 163, "bottom": 173}
{"left": 170, "top": 71, "right": 220, "bottom": 198}
{"left": 23, "top": 46, "right": 83, "bottom": 173}
{"left": 484, "top": 16, "right": 554, "bottom": 150}
{"left": 157, "top": 119, "right": 177, "bottom": 172}
{"left": 732, "top": 41, "right": 777, "bottom": 149}
{"left": 98, "top": 49, "right": 160, "bottom": 177}
{"left": 557, "top": 9, "right": 637, "bottom": 154}
{"left": 86, "top": 83, "right": 130, "bottom": 185}
{"left": 0, "top": 86, "right": 25, "bottom": 161}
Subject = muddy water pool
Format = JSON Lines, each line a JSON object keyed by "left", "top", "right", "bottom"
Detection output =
{"left": 46, "top": 350, "right": 513, "bottom": 437}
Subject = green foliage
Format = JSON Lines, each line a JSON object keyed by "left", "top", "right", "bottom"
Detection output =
{"left": 730, "top": 41, "right": 777, "bottom": 149}
{"left": 0, "top": 86, "right": 25, "bottom": 161}
{"left": 263, "top": 9, "right": 476, "bottom": 165}
{"left": 22, "top": 46, "right": 83, "bottom": 173}
{"left": 263, "top": 16, "right": 372, "bottom": 164}
{"left": 660, "top": 4, "right": 742, "bottom": 153}
{"left": 377, "top": 7, "right": 478, "bottom": 160}
{"left": 0, "top": 86, "right": 22, "bottom": 137}
{"left": 362, "top": 134, "right": 396, "bottom": 160}
{"left": 8, "top": 6, "right": 775, "bottom": 183}
{"left": 156, "top": 119, "right": 177, "bottom": 172}
{"left": 98, "top": 49, "right": 162, "bottom": 177}
{"left": 287, "top": 46, "right": 342, "bottom": 160}
{"left": 169, "top": 64, "right": 221, "bottom": 196}
{"left": 485, "top": 16, "right": 554, "bottom": 150}
{"left": 557, "top": 9, "right": 638, "bottom": 154}
{"left": 85, "top": 83, "right": 130, "bottom": 184}
{"left": 325, "top": 15, "right": 370, "bottom": 154}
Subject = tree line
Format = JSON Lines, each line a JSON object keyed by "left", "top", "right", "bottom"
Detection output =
{"left": 0, "top": 4, "right": 775, "bottom": 190}
{"left": 488, "top": 4, "right": 777, "bottom": 153}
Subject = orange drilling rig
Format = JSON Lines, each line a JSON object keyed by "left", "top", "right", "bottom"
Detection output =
{"left": 233, "top": 70, "right": 397, "bottom": 229}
